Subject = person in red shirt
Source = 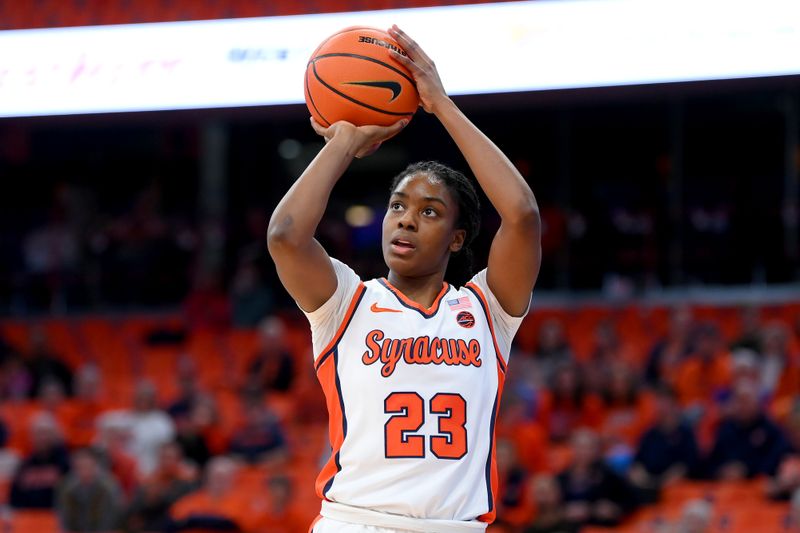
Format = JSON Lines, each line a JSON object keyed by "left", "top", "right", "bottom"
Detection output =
{"left": 169, "top": 456, "right": 256, "bottom": 532}
{"left": 251, "top": 475, "right": 308, "bottom": 533}
{"left": 124, "top": 441, "right": 199, "bottom": 532}
{"left": 537, "top": 363, "right": 604, "bottom": 442}
{"left": 61, "top": 364, "right": 110, "bottom": 449}
{"left": 668, "top": 323, "right": 732, "bottom": 408}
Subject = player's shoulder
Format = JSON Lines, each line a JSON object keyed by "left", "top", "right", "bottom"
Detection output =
{"left": 460, "top": 268, "right": 490, "bottom": 297}
{"left": 330, "top": 257, "right": 361, "bottom": 282}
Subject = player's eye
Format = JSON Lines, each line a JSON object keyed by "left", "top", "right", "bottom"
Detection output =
{"left": 390, "top": 202, "right": 404, "bottom": 211}
{"left": 422, "top": 207, "right": 437, "bottom": 217}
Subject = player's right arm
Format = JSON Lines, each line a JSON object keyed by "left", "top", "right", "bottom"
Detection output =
{"left": 268, "top": 119, "right": 407, "bottom": 312}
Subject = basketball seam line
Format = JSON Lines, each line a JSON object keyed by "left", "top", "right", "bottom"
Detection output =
{"left": 305, "top": 67, "right": 331, "bottom": 127}
{"left": 311, "top": 60, "right": 416, "bottom": 118}
{"left": 310, "top": 52, "right": 417, "bottom": 87}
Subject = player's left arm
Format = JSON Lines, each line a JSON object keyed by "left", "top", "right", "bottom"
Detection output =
{"left": 389, "top": 25, "right": 540, "bottom": 316}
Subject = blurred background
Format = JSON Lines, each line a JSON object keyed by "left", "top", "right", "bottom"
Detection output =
{"left": 1, "top": 0, "right": 800, "bottom": 532}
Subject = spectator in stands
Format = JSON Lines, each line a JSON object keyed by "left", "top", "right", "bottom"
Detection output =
{"left": 244, "top": 316, "right": 295, "bottom": 395}
{"left": 227, "top": 400, "right": 287, "bottom": 465}
{"left": 557, "top": 428, "right": 637, "bottom": 527}
{"left": 767, "top": 409, "right": 800, "bottom": 500}
{"left": 56, "top": 447, "right": 122, "bottom": 532}
{"left": 0, "top": 351, "right": 32, "bottom": 400}
{"left": 230, "top": 255, "right": 274, "bottom": 327}
{"left": 538, "top": 363, "right": 603, "bottom": 442}
{"left": 600, "top": 362, "right": 655, "bottom": 452}
{"left": 36, "top": 377, "right": 71, "bottom": 425}
{"left": 585, "top": 320, "right": 632, "bottom": 394}
{"left": 645, "top": 305, "right": 694, "bottom": 386}
{"left": 25, "top": 327, "right": 73, "bottom": 397}
{"left": 99, "top": 379, "right": 175, "bottom": 476}
{"left": 94, "top": 417, "right": 138, "bottom": 499}
{"left": 532, "top": 319, "right": 574, "bottom": 385}
{"left": 497, "top": 391, "right": 549, "bottom": 474}
{"left": 523, "top": 474, "right": 579, "bottom": 533}
{"left": 128, "top": 380, "right": 177, "bottom": 475}
{"left": 495, "top": 438, "right": 533, "bottom": 527}
{"left": 628, "top": 386, "right": 699, "bottom": 502}
{"left": 730, "top": 305, "right": 763, "bottom": 353}
{"left": 166, "top": 355, "right": 204, "bottom": 419}
{"left": 175, "top": 395, "right": 227, "bottom": 467}
{"left": 729, "top": 348, "right": 761, "bottom": 387}
{"left": 9, "top": 412, "right": 70, "bottom": 508}
{"left": 759, "top": 322, "right": 800, "bottom": 404}
{"left": 705, "top": 380, "right": 787, "bottom": 480}
{"left": 123, "top": 441, "right": 198, "bottom": 532}
{"left": 62, "top": 364, "right": 107, "bottom": 449}
{"left": 669, "top": 322, "right": 731, "bottom": 409}
{"left": 173, "top": 411, "right": 211, "bottom": 472}
{"left": 674, "top": 499, "right": 713, "bottom": 533}
{"left": 168, "top": 456, "right": 255, "bottom": 532}
{"left": 22, "top": 203, "right": 81, "bottom": 311}
{"left": 252, "top": 475, "right": 308, "bottom": 533}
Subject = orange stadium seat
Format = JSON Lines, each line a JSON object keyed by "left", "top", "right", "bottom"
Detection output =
{"left": 226, "top": 328, "right": 259, "bottom": 383}
{"left": 721, "top": 502, "right": 790, "bottom": 532}
{"left": 660, "top": 480, "right": 715, "bottom": 506}
{"left": 41, "top": 319, "right": 84, "bottom": 368}
{"left": 7, "top": 510, "right": 60, "bottom": 533}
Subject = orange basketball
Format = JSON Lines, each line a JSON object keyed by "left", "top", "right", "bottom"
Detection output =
{"left": 305, "top": 26, "right": 419, "bottom": 127}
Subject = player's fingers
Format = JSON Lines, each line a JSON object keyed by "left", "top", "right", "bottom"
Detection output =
{"left": 310, "top": 117, "right": 329, "bottom": 138}
{"left": 384, "top": 118, "right": 409, "bottom": 137}
{"left": 363, "top": 118, "right": 408, "bottom": 140}
{"left": 390, "top": 25, "right": 433, "bottom": 65}
{"left": 390, "top": 49, "right": 423, "bottom": 75}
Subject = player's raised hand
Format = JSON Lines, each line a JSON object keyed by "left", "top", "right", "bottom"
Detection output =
{"left": 310, "top": 117, "right": 407, "bottom": 158}
{"left": 388, "top": 25, "right": 449, "bottom": 114}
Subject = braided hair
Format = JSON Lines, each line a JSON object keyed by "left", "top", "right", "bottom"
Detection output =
{"left": 389, "top": 161, "right": 481, "bottom": 287}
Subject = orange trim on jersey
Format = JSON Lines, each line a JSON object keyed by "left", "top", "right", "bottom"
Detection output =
{"left": 478, "top": 359, "right": 507, "bottom": 524}
{"left": 314, "top": 283, "right": 366, "bottom": 372}
{"left": 378, "top": 278, "right": 450, "bottom": 317}
{"left": 308, "top": 514, "right": 323, "bottom": 533}
{"left": 465, "top": 282, "right": 506, "bottom": 374}
{"left": 315, "top": 352, "right": 346, "bottom": 500}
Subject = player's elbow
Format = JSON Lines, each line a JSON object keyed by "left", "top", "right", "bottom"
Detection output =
{"left": 509, "top": 200, "right": 540, "bottom": 232}
{"left": 266, "top": 216, "right": 300, "bottom": 255}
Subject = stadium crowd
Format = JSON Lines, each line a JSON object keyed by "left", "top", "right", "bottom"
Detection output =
{"left": 1, "top": 153, "right": 799, "bottom": 533}
{"left": 1, "top": 302, "right": 800, "bottom": 532}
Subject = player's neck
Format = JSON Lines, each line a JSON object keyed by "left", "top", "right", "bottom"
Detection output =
{"left": 385, "top": 270, "right": 446, "bottom": 309}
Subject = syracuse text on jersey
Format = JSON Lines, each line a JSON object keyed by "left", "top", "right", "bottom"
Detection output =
{"left": 361, "top": 329, "right": 483, "bottom": 377}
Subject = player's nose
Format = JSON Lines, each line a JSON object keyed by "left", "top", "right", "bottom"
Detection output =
{"left": 397, "top": 210, "right": 417, "bottom": 231}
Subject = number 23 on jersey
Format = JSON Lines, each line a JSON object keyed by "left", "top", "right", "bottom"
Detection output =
{"left": 384, "top": 392, "right": 468, "bottom": 459}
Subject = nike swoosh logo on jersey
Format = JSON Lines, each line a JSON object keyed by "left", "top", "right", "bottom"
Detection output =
{"left": 370, "top": 302, "right": 402, "bottom": 313}
{"left": 343, "top": 80, "right": 402, "bottom": 102}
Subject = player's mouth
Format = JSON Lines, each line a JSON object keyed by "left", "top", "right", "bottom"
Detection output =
{"left": 390, "top": 238, "right": 416, "bottom": 255}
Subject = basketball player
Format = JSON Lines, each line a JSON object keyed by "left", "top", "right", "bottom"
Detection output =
{"left": 268, "top": 25, "right": 541, "bottom": 532}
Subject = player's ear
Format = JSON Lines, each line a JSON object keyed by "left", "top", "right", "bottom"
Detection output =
{"left": 449, "top": 229, "right": 465, "bottom": 253}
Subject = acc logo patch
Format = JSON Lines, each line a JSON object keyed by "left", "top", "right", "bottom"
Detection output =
{"left": 456, "top": 311, "right": 475, "bottom": 329}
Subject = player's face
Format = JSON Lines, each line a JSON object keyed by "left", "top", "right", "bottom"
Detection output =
{"left": 382, "top": 172, "right": 465, "bottom": 279}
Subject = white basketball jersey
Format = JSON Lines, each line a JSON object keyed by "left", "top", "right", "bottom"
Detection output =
{"left": 303, "top": 259, "right": 526, "bottom": 531}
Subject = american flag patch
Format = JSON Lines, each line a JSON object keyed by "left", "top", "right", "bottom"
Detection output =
{"left": 447, "top": 296, "right": 472, "bottom": 310}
